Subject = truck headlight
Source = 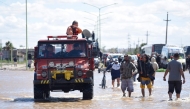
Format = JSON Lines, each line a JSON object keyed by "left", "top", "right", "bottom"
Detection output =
{"left": 49, "top": 62, "right": 54, "bottom": 67}
{"left": 78, "top": 71, "right": 83, "bottom": 76}
{"left": 69, "top": 61, "right": 74, "bottom": 66}
{"left": 42, "top": 71, "right": 47, "bottom": 78}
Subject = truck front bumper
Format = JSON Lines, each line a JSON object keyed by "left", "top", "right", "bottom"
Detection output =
{"left": 33, "top": 78, "right": 93, "bottom": 85}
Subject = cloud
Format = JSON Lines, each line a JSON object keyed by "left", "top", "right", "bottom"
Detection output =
{"left": 0, "top": 0, "right": 190, "bottom": 49}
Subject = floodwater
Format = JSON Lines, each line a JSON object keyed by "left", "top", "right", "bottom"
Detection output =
{"left": 0, "top": 69, "right": 190, "bottom": 109}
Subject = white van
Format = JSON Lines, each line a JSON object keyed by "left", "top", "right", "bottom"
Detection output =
{"left": 161, "top": 45, "right": 186, "bottom": 70}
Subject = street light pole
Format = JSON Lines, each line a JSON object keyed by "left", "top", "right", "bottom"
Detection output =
{"left": 83, "top": 11, "right": 99, "bottom": 39}
{"left": 99, "top": 9, "right": 101, "bottom": 48}
{"left": 26, "top": 0, "right": 28, "bottom": 70}
{"left": 83, "top": 3, "right": 117, "bottom": 49}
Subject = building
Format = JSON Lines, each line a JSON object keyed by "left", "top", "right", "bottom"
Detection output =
{"left": 1, "top": 49, "right": 34, "bottom": 62}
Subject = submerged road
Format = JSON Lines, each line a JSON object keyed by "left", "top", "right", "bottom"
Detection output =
{"left": 0, "top": 69, "right": 190, "bottom": 109}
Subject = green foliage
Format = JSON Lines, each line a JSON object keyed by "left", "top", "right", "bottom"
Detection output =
{"left": 101, "top": 46, "right": 106, "bottom": 53}
{"left": 3, "top": 41, "right": 14, "bottom": 50}
{"left": 107, "top": 47, "right": 118, "bottom": 53}
{"left": 156, "top": 68, "right": 166, "bottom": 72}
{"left": 134, "top": 47, "right": 138, "bottom": 54}
{"left": 139, "top": 43, "right": 147, "bottom": 52}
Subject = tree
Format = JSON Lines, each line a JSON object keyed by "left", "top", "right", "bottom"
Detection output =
{"left": 139, "top": 43, "right": 147, "bottom": 53}
{"left": 132, "top": 43, "right": 147, "bottom": 54}
{"left": 101, "top": 46, "right": 106, "bottom": 53}
{"left": 3, "top": 41, "right": 14, "bottom": 62}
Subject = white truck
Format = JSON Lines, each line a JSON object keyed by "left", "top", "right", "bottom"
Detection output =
{"left": 161, "top": 45, "right": 186, "bottom": 70}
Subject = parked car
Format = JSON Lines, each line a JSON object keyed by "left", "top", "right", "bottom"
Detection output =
{"left": 106, "top": 53, "right": 124, "bottom": 66}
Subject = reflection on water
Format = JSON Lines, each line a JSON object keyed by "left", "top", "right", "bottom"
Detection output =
{"left": 0, "top": 70, "right": 190, "bottom": 109}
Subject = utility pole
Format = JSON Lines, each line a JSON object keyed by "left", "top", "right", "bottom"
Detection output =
{"left": 26, "top": 0, "right": 28, "bottom": 70}
{"left": 164, "top": 12, "right": 171, "bottom": 44}
{"left": 127, "top": 34, "right": 130, "bottom": 53}
{"left": 138, "top": 38, "right": 140, "bottom": 47}
{"left": 138, "top": 37, "right": 140, "bottom": 53}
{"left": 146, "top": 31, "right": 149, "bottom": 44}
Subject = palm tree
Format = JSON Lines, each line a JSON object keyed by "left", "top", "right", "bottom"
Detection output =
{"left": 3, "top": 41, "right": 14, "bottom": 62}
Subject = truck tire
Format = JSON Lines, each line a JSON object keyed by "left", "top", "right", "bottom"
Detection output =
{"left": 34, "top": 85, "right": 44, "bottom": 99}
{"left": 45, "top": 91, "right": 50, "bottom": 98}
{"left": 83, "top": 83, "right": 93, "bottom": 100}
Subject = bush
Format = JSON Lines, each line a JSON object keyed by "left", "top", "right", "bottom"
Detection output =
{"left": 156, "top": 68, "right": 166, "bottom": 72}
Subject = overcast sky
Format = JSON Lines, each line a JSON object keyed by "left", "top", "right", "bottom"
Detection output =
{"left": 0, "top": 0, "right": 190, "bottom": 49}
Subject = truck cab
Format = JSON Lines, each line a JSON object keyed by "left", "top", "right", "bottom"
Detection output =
{"left": 33, "top": 31, "right": 99, "bottom": 100}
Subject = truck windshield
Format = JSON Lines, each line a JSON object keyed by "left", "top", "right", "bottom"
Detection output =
{"left": 38, "top": 42, "right": 87, "bottom": 58}
{"left": 168, "top": 53, "right": 185, "bottom": 59}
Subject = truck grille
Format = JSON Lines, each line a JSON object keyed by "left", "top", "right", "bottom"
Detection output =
{"left": 56, "top": 74, "right": 65, "bottom": 79}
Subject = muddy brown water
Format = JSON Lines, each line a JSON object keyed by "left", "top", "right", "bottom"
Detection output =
{"left": 0, "top": 69, "right": 190, "bottom": 109}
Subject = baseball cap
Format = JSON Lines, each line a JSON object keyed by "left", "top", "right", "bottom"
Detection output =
{"left": 124, "top": 54, "right": 128, "bottom": 57}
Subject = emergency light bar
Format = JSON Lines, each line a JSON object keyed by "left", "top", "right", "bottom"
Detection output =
{"left": 47, "top": 35, "right": 78, "bottom": 40}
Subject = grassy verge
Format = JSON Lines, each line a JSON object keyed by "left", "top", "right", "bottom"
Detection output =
{"left": 156, "top": 68, "right": 166, "bottom": 72}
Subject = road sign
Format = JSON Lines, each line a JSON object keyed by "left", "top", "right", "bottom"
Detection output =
{"left": 0, "top": 52, "right": 3, "bottom": 56}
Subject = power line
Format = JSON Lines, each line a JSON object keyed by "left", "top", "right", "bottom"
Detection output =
{"left": 127, "top": 34, "right": 130, "bottom": 53}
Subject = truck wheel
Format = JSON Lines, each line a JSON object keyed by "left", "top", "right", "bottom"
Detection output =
{"left": 34, "top": 84, "right": 44, "bottom": 99}
{"left": 45, "top": 91, "right": 50, "bottom": 98}
{"left": 83, "top": 83, "right": 93, "bottom": 100}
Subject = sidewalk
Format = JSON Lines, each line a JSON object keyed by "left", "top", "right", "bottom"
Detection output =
{"left": 0, "top": 63, "right": 34, "bottom": 71}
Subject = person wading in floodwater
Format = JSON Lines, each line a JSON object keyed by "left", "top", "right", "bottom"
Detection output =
{"left": 120, "top": 55, "right": 137, "bottom": 97}
{"left": 138, "top": 54, "right": 155, "bottom": 97}
{"left": 163, "top": 53, "right": 185, "bottom": 101}
{"left": 106, "top": 59, "right": 121, "bottom": 88}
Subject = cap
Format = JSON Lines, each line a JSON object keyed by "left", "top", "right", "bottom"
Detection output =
{"left": 124, "top": 54, "right": 128, "bottom": 57}
{"left": 114, "top": 59, "right": 118, "bottom": 62}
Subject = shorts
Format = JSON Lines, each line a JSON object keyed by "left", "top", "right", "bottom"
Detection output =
{"left": 111, "top": 72, "right": 120, "bottom": 80}
{"left": 140, "top": 77, "right": 152, "bottom": 89}
{"left": 121, "top": 78, "right": 134, "bottom": 92}
{"left": 168, "top": 81, "right": 182, "bottom": 94}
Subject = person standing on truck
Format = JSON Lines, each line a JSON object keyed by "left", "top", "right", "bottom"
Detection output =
{"left": 66, "top": 20, "right": 82, "bottom": 35}
{"left": 163, "top": 53, "right": 185, "bottom": 101}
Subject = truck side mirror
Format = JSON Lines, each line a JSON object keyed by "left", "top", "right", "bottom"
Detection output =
{"left": 34, "top": 47, "right": 38, "bottom": 59}
{"left": 92, "top": 42, "right": 99, "bottom": 57}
